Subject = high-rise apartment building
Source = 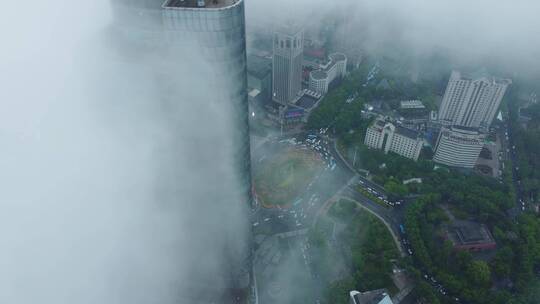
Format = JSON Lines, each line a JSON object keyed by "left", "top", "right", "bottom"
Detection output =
{"left": 110, "top": 0, "right": 253, "bottom": 303}
{"left": 364, "top": 118, "right": 424, "bottom": 161}
{"left": 433, "top": 126, "right": 486, "bottom": 169}
{"left": 272, "top": 24, "right": 304, "bottom": 104}
{"left": 439, "top": 70, "right": 511, "bottom": 131}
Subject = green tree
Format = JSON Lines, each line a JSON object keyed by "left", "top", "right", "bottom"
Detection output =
{"left": 466, "top": 261, "right": 491, "bottom": 287}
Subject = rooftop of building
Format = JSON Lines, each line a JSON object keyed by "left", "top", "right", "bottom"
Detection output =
{"left": 452, "top": 69, "right": 512, "bottom": 85}
{"left": 311, "top": 70, "right": 327, "bottom": 80}
{"left": 449, "top": 125, "right": 482, "bottom": 134}
{"left": 395, "top": 124, "right": 421, "bottom": 139}
{"left": 400, "top": 100, "right": 425, "bottom": 109}
{"left": 351, "top": 289, "right": 393, "bottom": 304}
{"left": 446, "top": 220, "right": 496, "bottom": 247}
{"left": 310, "top": 52, "right": 347, "bottom": 81}
{"left": 371, "top": 117, "right": 421, "bottom": 140}
{"left": 296, "top": 93, "right": 320, "bottom": 110}
{"left": 163, "top": 0, "right": 239, "bottom": 9}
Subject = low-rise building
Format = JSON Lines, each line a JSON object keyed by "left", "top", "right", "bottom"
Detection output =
{"left": 400, "top": 100, "right": 425, "bottom": 110}
{"left": 433, "top": 126, "right": 486, "bottom": 169}
{"left": 445, "top": 220, "right": 496, "bottom": 252}
{"left": 350, "top": 289, "right": 394, "bottom": 304}
{"left": 263, "top": 100, "right": 304, "bottom": 126}
{"left": 364, "top": 118, "right": 424, "bottom": 161}
{"left": 308, "top": 53, "right": 347, "bottom": 95}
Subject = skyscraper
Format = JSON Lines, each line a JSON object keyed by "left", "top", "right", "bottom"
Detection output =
{"left": 161, "top": 0, "right": 253, "bottom": 210}
{"left": 272, "top": 24, "right": 304, "bottom": 104}
{"left": 438, "top": 70, "right": 512, "bottom": 131}
{"left": 110, "top": 0, "right": 253, "bottom": 303}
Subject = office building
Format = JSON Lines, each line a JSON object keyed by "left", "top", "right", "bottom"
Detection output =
{"left": 364, "top": 118, "right": 424, "bottom": 161}
{"left": 433, "top": 126, "right": 486, "bottom": 169}
{"left": 439, "top": 70, "right": 511, "bottom": 130}
{"left": 110, "top": 0, "right": 253, "bottom": 303}
{"left": 350, "top": 289, "right": 394, "bottom": 304}
{"left": 272, "top": 24, "right": 304, "bottom": 104}
{"left": 309, "top": 53, "right": 347, "bottom": 95}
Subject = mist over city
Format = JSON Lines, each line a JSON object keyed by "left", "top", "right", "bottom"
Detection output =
{"left": 1, "top": 1, "right": 540, "bottom": 304}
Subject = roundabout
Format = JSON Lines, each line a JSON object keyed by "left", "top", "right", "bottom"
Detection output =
{"left": 253, "top": 143, "right": 325, "bottom": 208}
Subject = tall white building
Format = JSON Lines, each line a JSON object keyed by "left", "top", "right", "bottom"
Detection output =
{"left": 439, "top": 70, "right": 511, "bottom": 131}
{"left": 433, "top": 126, "right": 486, "bottom": 169}
{"left": 309, "top": 53, "right": 347, "bottom": 95}
{"left": 272, "top": 24, "right": 304, "bottom": 104}
{"left": 364, "top": 118, "right": 424, "bottom": 161}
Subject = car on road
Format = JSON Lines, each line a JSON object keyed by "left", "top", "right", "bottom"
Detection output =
{"left": 264, "top": 218, "right": 270, "bottom": 222}
{"left": 253, "top": 222, "right": 259, "bottom": 227}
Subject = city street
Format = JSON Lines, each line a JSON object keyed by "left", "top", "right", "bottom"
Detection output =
{"left": 250, "top": 130, "right": 410, "bottom": 303}
{"left": 499, "top": 119, "right": 526, "bottom": 218}
{"left": 251, "top": 131, "right": 355, "bottom": 303}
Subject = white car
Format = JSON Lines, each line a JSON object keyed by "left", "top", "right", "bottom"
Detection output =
{"left": 253, "top": 222, "right": 259, "bottom": 227}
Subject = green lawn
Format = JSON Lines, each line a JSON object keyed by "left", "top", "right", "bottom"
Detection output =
{"left": 254, "top": 147, "right": 324, "bottom": 207}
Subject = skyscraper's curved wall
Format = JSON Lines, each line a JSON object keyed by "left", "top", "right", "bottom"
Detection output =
{"left": 162, "top": 1, "right": 252, "bottom": 209}
{"left": 108, "top": 1, "right": 253, "bottom": 302}
{"left": 110, "top": 0, "right": 252, "bottom": 208}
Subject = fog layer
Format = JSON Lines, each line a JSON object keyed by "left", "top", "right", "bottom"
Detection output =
{"left": 247, "top": 0, "right": 540, "bottom": 77}
{"left": 1, "top": 1, "right": 248, "bottom": 303}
